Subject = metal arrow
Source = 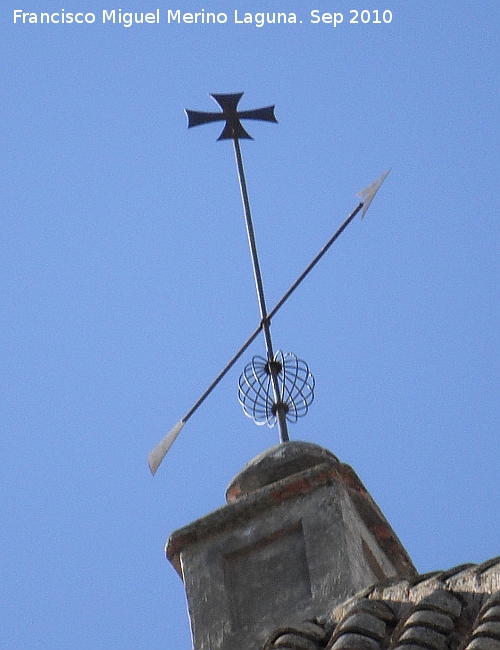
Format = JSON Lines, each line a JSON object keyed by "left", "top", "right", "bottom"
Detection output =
{"left": 148, "top": 168, "right": 391, "bottom": 475}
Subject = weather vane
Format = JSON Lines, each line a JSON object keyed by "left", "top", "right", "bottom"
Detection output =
{"left": 148, "top": 92, "right": 390, "bottom": 475}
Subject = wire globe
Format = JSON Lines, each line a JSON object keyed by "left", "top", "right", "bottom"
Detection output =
{"left": 238, "top": 350, "right": 315, "bottom": 427}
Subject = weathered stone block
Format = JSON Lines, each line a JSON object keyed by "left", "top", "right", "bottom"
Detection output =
{"left": 166, "top": 442, "right": 416, "bottom": 650}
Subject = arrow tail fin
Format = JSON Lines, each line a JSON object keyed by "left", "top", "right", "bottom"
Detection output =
{"left": 148, "top": 420, "right": 185, "bottom": 475}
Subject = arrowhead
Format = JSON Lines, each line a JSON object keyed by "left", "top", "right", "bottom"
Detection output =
{"left": 148, "top": 420, "right": 185, "bottom": 475}
{"left": 357, "top": 168, "right": 391, "bottom": 218}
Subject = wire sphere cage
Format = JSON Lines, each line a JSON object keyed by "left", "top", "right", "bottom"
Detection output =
{"left": 238, "top": 351, "right": 315, "bottom": 427}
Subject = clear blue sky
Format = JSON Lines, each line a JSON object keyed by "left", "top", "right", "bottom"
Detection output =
{"left": 1, "top": 2, "right": 499, "bottom": 648}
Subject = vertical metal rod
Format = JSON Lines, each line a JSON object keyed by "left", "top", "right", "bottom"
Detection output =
{"left": 232, "top": 137, "right": 289, "bottom": 443}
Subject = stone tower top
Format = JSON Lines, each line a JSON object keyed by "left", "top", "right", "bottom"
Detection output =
{"left": 225, "top": 441, "right": 339, "bottom": 502}
{"left": 166, "top": 441, "right": 416, "bottom": 650}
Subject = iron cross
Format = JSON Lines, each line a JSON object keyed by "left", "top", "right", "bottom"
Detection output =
{"left": 185, "top": 92, "right": 277, "bottom": 140}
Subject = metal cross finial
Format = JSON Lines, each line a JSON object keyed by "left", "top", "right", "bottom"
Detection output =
{"left": 185, "top": 92, "right": 293, "bottom": 446}
{"left": 185, "top": 92, "right": 277, "bottom": 141}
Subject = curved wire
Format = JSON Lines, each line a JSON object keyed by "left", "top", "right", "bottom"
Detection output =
{"left": 238, "top": 351, "right": 315, "bottom": 427}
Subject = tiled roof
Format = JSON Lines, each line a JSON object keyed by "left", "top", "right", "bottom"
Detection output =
{"left": 263, "top": 556, "right": 500, "bottom": 650}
